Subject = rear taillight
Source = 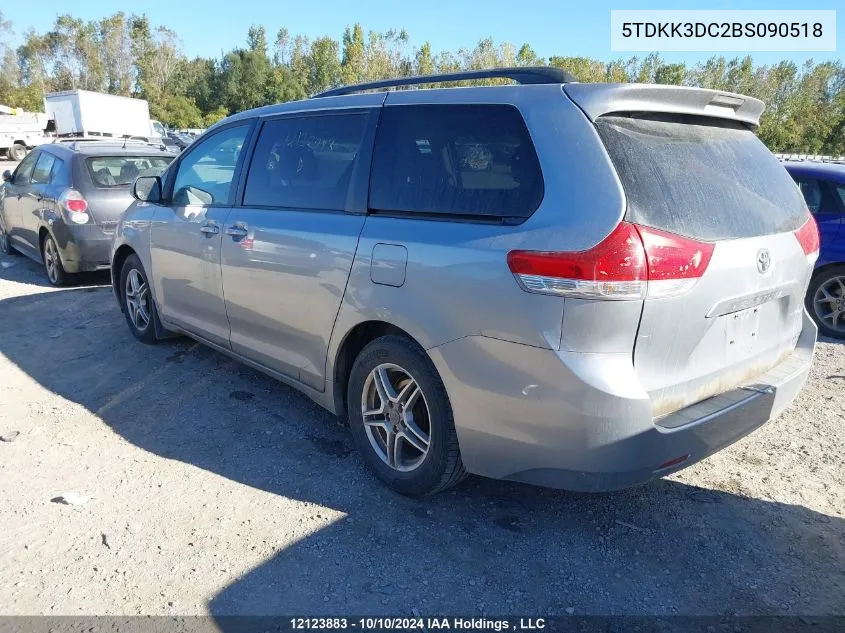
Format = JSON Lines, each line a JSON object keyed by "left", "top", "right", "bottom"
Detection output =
{"left": 507, "top": 222, "right": 646, "bottom": 300}
{"left": 59, "top": 189, "right": 90, "bottom": 224}
{"left": 635, "top": 225, "right": 715, "bottom": 299}
{"left": 794, "top": 215, "right": 819, "bottom": 258}
{"left": 507, "top": 222, "right": 714, "bottom": 300}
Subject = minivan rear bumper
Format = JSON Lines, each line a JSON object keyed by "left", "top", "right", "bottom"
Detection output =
{"left": 427, "top": 312, "right": 816, "bottom": 492}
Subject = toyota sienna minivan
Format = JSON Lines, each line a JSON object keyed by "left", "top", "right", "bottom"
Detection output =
{"left": 112, "top": 68, "right": 819, "bottom": 496}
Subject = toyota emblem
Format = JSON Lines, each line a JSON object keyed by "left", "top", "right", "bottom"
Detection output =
{"left": 756, "top": 249, "right": 771, "bottom": 274}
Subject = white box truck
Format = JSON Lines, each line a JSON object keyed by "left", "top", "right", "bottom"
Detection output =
{"left": 44, "top": 90, "right": 166, "bottom": 142}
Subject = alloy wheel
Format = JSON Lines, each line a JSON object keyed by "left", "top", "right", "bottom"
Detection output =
{"left": 813, "top": 275, "right": 845, "bottom": 335}
{"left": 124, "top": 269, "right": 151, "bottom": 332}
{"left": 361, "top": 363, "right": 432, "bottom": 472}
{"left": 43, "top": 238, "right": 59, "bottom": 283}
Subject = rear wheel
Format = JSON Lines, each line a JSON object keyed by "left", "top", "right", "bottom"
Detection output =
{"left": 347, "top": 335, "right": 466, "bottom": 496}
{"left": 807, "top": 265, "right": 845, "bottom": 339}
{"left": 42, "top": 234, "right": 68, "bottom": 286}
{"left": 120, "top": 254, "right": 158, "bottom": 344}
{"left": 9, "top": 143, "right": 26, "bottom": 162}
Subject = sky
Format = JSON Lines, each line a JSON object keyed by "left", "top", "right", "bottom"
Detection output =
{"left": 1, "top": 0, "right": 841, "bottom": 67}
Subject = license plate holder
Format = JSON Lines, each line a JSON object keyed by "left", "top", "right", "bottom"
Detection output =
{"left": 726, "top": 307, "right": 761, "bottom": 359}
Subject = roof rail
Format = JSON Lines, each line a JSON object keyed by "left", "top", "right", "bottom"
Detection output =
{"left": 51, "top": 137, "right": 170, "bottom": 152}
{"left": 313, "top": 66, "right": 577, "bottom": 98}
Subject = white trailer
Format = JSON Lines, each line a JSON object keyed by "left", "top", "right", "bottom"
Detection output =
{"left": 0, "top": 106, "right": 49, "bottom": 161}
{"left": 44, "top": 90, "right": 165, "bottom": 142}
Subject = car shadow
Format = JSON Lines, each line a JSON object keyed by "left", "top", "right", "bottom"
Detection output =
{"left": 0, "top": 278, "right": 842, "bottom": 618}
{"left": 0, "top": 251, "right": 110, "bottom": 289}
{"left": 819, "top": 335, "right": 845, "bottom": 346}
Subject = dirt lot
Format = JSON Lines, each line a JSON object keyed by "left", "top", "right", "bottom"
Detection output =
{"left": 0, "top": 243, "right": 843, "bottom": 618}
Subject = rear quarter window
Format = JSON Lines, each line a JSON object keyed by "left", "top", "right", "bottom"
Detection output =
{"left": 596, "top": 115, "right": 807, "bottom": 241}
{"left": 369, "top": 104, "right": 544, "bottom": 221}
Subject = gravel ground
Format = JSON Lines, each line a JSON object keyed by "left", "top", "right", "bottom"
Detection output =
{"left": 0, "top": 241, "right": 843, "bottom": 618}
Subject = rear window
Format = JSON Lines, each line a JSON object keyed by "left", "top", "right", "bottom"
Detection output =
{"left": 87, "top": 156, "right": 173, "bottom": 188}
{"left": 369, "top": 104, "right": 543, "bottom": 220}
{"left": 596, "top": 115, "right": 807, "bottom": 241}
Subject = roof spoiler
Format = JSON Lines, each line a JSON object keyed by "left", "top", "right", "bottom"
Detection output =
{"left": 564, "top": 83, "right": 764, "bottom": 129}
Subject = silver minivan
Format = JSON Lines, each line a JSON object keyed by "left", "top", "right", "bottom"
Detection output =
{"left": 113, "top": 68, "right": 819, "bottom": 496}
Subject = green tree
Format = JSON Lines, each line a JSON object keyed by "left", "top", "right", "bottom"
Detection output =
{"left": 203, "top": 104, "right": 229, "bottom": 127}
{"left": 153, "top": 94, "right": 202, "bottom": 128}
{"left": 549, "top": 56, "right": 609, "bottom": 83}
{"left": 341, "top": 24, "right": 365, "bottom": 85}
{"left": 180, "top": 57, "right": 218, "bottom": 113}
{"left": 98, "top": 13, "right": 136, "bottom": 95}
{"left": 516, "top": 44, "right": 540, "bottom": 67}
{"left": 654, "top": 62, "right": 686, "bottom": 86}
{"left": 217, "top": 25, "right": 273, "bottom": 112}
{"left": 308, "top": 36, "right": 341, "bottom": 94}
{"left": 414, "top": 42, "right": 435, "bottom": 76}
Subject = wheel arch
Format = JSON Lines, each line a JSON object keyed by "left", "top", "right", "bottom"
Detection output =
{"left": 112, "top": 244, "right": 137, "bottom": 300}
{"left": 330, "top": 320, "right": 422, "bottom": 418}
{"left": 38, "top": 226, "right": 51, "bottom": 253}
{"left": 811, "top": 261, "right": 845, "bottom": 281}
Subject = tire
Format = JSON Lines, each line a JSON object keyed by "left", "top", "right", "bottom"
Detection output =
{"left": 120, "top": 254, "right": 158, "bottom": 344}
{"left": 347, "top": 335, "right": 467, "bottom": 496}
{"left": 41, "top": 233, "right": 68, "bottom": 286}
{"left": 806, "top": 265, "right": 845, "bottom": 339}
{"left": 0, "top": 223, "right": 18, "bottom": 256}
{"left": 9, "top": 143, "right": 26, "bottom": 162}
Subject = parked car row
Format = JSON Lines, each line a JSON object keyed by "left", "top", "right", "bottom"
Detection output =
{"left": 0, "top": 68, "right": 828, "bottom": 497}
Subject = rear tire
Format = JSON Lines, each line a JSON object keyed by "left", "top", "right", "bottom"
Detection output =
{"left": 347, "top": 335, "right": 467, "bottom": 496}
{"left": 9, "top": 143, "right": 26, "bottom": 162}
{"left": 41, "top": 234, "right": 68, "bottom": 286}
{"left": 120, "top": 254, "right": 158, "bottom": 345}
{"left": 807, "top": 265, "right": 845, "bottom": 339}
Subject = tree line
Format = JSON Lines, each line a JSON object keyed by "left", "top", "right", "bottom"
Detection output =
{"left": 1, "top": 11, "right": 843, "bottom": 154}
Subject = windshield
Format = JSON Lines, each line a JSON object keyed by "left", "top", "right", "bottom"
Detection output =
{"left": 87, "top": 156, "right": 173, "bottom": 188}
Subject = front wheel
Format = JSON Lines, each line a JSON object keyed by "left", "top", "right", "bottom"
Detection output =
{"left": 347, "top": 335, "right": 466, "bottom": 496}
{"left": 120, "top": 254, "right": 158, "bottom": 344}
{"left": 807, "top": 265, "right": 845, "bottom": 339}
{"left": 0, "top": 224, "right": 17, "bottom": 256}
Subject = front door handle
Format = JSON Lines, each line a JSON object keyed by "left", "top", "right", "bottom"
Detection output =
{"left": 225, "top": 223, "right": 248, "bottom": 238}
{"left": 199, "top": 223, "right": 219, "bottom": 235}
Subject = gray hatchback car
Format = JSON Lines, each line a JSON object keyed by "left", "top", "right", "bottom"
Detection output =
{"left": 113, "top": 68, "right": 819, "bottom": 496}
{"left": 0, "top": 140, "right": 175, "bottom": 285}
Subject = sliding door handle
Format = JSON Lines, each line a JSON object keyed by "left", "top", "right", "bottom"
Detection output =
{"left": 225, "top": 223, "right": 248, "bottom": 238}
{"left": 199, "top": 224, "right": 219, "bottom": 235}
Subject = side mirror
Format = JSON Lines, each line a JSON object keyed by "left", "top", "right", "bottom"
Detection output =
{"left": 2, "top": 170, "right": 12, "bottom": 183}
{"left": 133, "top": 176, "right": 162, "bottom": 203}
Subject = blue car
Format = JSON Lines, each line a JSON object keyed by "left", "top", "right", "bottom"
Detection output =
{"left": 784, "top": 161, "right": 845, "bottom": 338}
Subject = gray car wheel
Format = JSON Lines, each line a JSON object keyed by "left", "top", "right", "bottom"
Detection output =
{"left": 42, "top": 234, "right": 67, "bottom": 286}
{"left": 120, "top": 254, "right": 159, "bottom": 345}
{"left": 807, "top": 265, "right": 845, "bottom": 339}
{"left": 347, "top": 335, "right": 466, "bottom": 496}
